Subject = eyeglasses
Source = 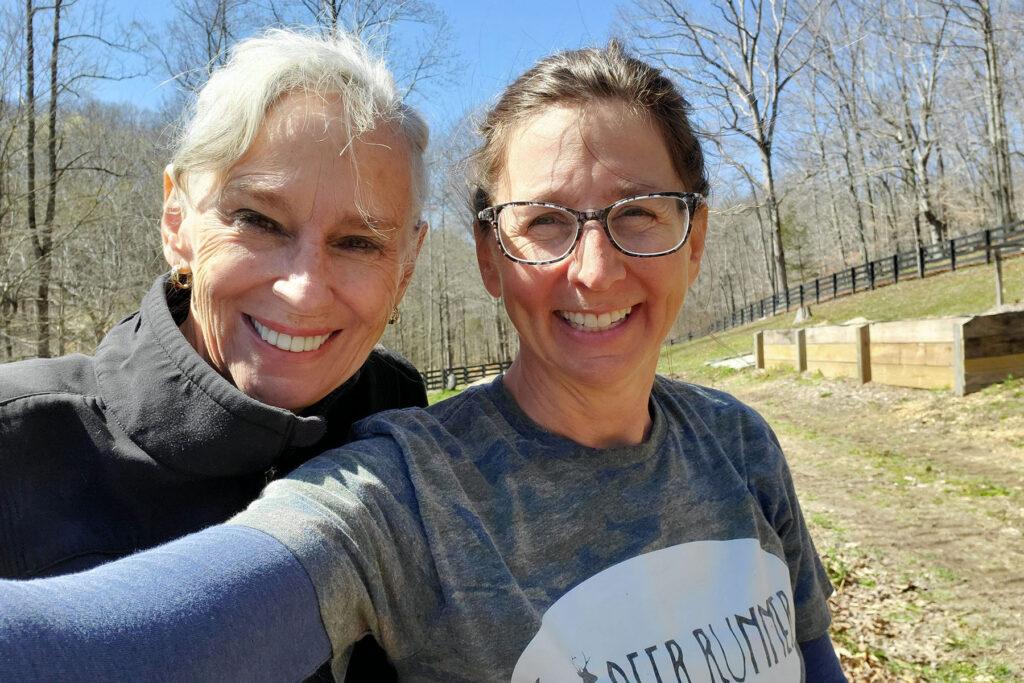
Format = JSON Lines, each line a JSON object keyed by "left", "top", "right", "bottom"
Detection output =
{"left": 477, "top": 192, "right": 705, "bottom": 265}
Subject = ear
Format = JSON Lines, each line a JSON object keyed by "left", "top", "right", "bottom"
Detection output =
{"left": 396, "top": 220, "right": 429, "bottom": 299}
{"left": 160, "top": 165, "right": 192, "bottom": 268}
{"left": 474, "top": 224, "right": 503, "bottom": 299}
{"left": 685, "top": 202, "right": 709, "bottom": 285}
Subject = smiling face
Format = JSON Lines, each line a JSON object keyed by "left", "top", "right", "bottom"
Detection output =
{"left": 476, "top": 100, "right": 706, "bottom": 396}
{"left": 161, "top": 92, "right": 424, "bottom": 412}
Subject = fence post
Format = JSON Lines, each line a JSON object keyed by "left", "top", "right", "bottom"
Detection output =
{"left": 796, "top": 329, "right": 807, "bottom": 373}
{"left": 950, "top": 238, "right": 957, "bottom": 271}
{"left": 815, "top": 278, "right": 820, "bottom": 303}
{"left": 772, "top": 294, "right": 777, "bottom": 316}
{"left": 868, "top": 261, "right": 876, "bottom": 290}
{"left": 953, "top": 320, "right": 967, "bottom": 397}
{"left": 984, "top": 229, "right": 992, "bottom": 264}
{"left": 832, "top": 272, "right": 838, "bottom": 299}
{"left": 917, "top": 245, "right": 925, "bottom": 278}
{"left": 760, "top": 299, "right": 765, "bottom": 318}
{"left": 799, "top": 284, "right": 804, "bottom": 307}
{"left": 996, "top": 248, "right": 1005, "bottom": 307}
{"left": 856, "top": 324, "right": 871, "bottom": 384}
{"left": 754, "top": 331, "right": 765, "bottom": 369}
{"left": 851, "top": 266, "right": 857, "bottom": 294}
{"left": 893, "top": 254, "right": 899, "bottom": 284}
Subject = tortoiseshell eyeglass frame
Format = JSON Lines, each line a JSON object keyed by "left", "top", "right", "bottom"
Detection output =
{"left": 476, "top": 192, "right": 705, "bottom": 265}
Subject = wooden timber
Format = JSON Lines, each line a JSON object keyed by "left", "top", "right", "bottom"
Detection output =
{"left": 804, "top": 324, "right": 870, "bottom": 382}
{"left": 955, "top": 310, "right": 1024, "bottom": 395}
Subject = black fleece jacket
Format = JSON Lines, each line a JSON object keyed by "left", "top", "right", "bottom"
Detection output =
{"left": 0, "top": 274, "right": 425, "bottom": 679}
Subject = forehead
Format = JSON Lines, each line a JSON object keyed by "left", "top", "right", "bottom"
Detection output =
{"left": 213, "top": 92, "right": 415, "bottom": 224}
{"left": 497, "top": 101, "right": 683, "bottom": 205}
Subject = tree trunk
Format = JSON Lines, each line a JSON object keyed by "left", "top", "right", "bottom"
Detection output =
{"left": 24, "top": 0, "right": 52, "bottom": 358}
{"left": 977, "top": 0, "right": 1015, "bottom": 226}
{"left": 760, "top": 146, "right": 788, "bottom": 294}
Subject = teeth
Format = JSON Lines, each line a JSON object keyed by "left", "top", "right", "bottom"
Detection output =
{"left": 252, "top": 318, "right": 330, "bottom": 353}
{"left": 559, "top": 307, "right": 632, "bottom": 331}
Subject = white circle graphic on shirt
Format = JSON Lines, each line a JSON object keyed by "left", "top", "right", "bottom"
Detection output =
{"left": 511, "top": 538, "right": 801, "bottom": 683}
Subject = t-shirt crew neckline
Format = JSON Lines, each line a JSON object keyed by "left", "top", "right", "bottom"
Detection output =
{"left": 481, "top": 374, "right": 669, "bottom": 467}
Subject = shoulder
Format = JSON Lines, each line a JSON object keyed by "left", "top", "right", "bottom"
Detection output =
{"left": 354, "top": 346, "right": 427, "bottom": 408}
{"left": 653, "top": 375, "right": 788, "bottom": 482}
{"left": 653, "top": 375, "right": 775, "bottom": 438}
{"left": 354, "top": 380, "right": 499, "bottom": 442}
{"left": 363, "top": 346, "right": 422, "bottom": 383}
{"left": 0, "top": 354, "right": 98, "bottom": 408}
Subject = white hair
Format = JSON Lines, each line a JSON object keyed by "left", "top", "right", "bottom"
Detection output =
{"left": 169, "top": 28, "right": 429, "bottom": 219}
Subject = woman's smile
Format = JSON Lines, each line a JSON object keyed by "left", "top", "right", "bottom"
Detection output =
{"left": 557, "top": 305, "right": 634, "bottom": 332}
{"left": 248, "top": 315, "right": 338, "bottom": 354}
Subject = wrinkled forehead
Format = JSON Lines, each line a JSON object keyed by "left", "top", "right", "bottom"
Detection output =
{"left": 187, "top": 96, "right": 416, "bottom": 227}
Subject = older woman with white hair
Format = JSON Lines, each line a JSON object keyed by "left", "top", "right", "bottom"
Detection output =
{"left": 0, "top": 27, "right": 428, "bottom": 681}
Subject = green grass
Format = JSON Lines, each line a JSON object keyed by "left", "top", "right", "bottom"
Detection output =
{"left": 426, "top": 388, "right": 461, "bottom": 405}
{"left": 980, "top": 375, "right": 1024, "bottom": 401}
{"left": 849, "top": 446, "right": 1019, "bottom": 504}
{"left": 659, "top": 256, "right": 1024, "bottom": 382}
{"left": 810, "top": 511, "right": 846, "bottom": 532}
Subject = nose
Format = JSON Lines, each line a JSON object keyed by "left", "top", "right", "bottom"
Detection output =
{"left": 271, "top": 238, "right": 333, "bottom": 312}
{"left": 567, "top": 220, "right": 626, "bottom": 291}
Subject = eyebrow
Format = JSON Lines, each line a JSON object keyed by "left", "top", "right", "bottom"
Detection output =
{"left": 220, "top": 179, "right": 292, "bottom": 214}
{"left": 221, "top": 178, "right": 401, "bottom": 235}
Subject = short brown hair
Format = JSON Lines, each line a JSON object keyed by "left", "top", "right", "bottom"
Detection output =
{"left": 469, "top": 41, "right": 708, "bottom": 225}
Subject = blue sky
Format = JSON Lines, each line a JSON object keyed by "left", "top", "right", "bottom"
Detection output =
{"left": 98, "top": 0, "right": 623, "bottom": 129}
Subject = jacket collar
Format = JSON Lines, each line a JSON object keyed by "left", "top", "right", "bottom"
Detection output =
{"left": 94, "top": 275, "right": 349, "bottom": 477}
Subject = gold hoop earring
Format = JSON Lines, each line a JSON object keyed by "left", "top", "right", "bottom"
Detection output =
{"left": 387, "top": 306, "right": 400, "bottom": 325}
{"left": 170, "top": 265, "right": 193, "bottom": 290}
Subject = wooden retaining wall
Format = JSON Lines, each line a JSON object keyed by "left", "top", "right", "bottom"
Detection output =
{"left": 804, "top": 324, "right": 870, "bottom": 382}
{"left": 761, "top": 329, "right": 805, "bottom": 371}
{"left": 753, "top": 311, "right": 1021, "bottom": 395}
{"left": 955, "top": 311, "right": 1024, "bottom": 395}
{"left": 868, "top": 318, "right": 969, "bottom": 390}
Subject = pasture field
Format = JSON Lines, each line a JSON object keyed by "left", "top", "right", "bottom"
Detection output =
{"left": 693, "top": 370, "right": 1022, "bottom": 681}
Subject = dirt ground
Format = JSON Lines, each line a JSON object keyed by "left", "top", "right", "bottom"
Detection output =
{"left": 693, "top": 370, "right": 1024, "bottom": 682}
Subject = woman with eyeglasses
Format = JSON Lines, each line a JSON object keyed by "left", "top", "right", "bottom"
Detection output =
{"left": 0, "top": 43, "right": 845, "bottom": 682}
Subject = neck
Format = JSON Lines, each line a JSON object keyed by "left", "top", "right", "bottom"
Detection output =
{"left": 503, "top": 356, "right": 656, "bottom": 448}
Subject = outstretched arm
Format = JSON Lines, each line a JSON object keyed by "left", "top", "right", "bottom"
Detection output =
{"left": 800, "top": 633, "right": 847, "bottom": 682}
{"left": 0, "top": 525, "right": 330, "bottom": 682}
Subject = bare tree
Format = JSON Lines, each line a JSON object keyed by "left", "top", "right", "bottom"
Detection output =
{"left": 631, "top": 0, "right": 821, "bottom": 296}
{"left": 152, "top": 0, "right": 260, "bottom": 97}
{"left": 266, "top": 0, "right": 457, "bottom": 100}
{"left": 862, "top": 1, "right": 951, "bottom": 246}
{"left": 941, "top": 0, "right": 1016, "bottom": 226}
{"left": 23, "top": 0, "right": 63, "bottom": 357}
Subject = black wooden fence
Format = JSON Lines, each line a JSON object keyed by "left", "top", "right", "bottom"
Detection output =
{"left": 422, "top": 360, "right": 513, "bottom": 392}
{"left": 702, "top": 220, "right": 1024, "bottom": 336}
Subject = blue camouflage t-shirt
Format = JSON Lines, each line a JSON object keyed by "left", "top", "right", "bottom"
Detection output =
{"left": 235, "top": 375, "right": 833, "bottom": 682}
